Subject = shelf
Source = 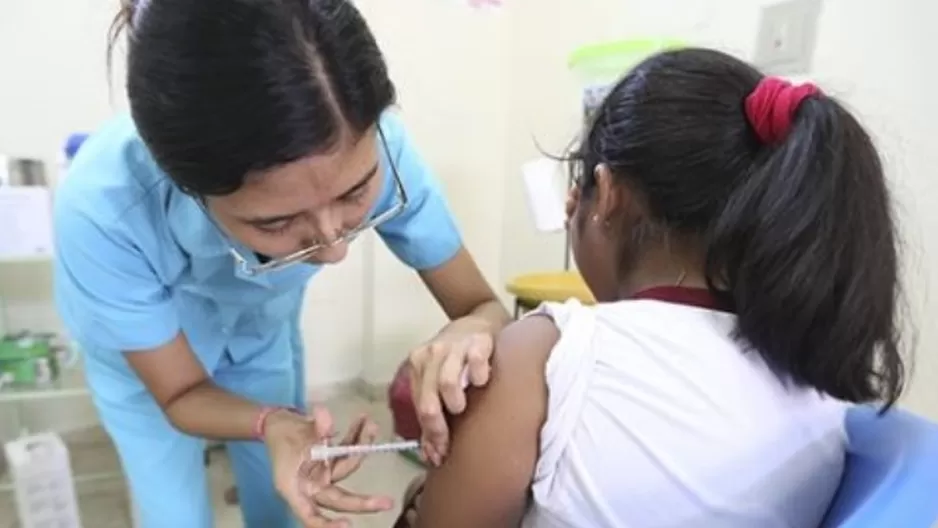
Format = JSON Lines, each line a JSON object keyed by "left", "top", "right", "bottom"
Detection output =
{"left": 0, "top": 366, "right": 89, "bottom": 404}
{"left": 0, "top": 256, "right": 52, "bottom": 264}
{"left": 0, "top": 426, "right": 123, "bottom": 494}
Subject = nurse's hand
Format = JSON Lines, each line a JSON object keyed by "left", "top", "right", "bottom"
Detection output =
{"left": 264, "top": 407, "right": 394, "bottom": 527}
{"left": 408, "top": 320, "right": 495, "bottom": 466}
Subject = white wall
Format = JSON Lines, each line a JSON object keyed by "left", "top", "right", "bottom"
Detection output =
{"left": 353, "top": 0, "right": 510, "bottom": 387}
{"left": 0, "top": 0, "right": 124, "bottom": 438}
{"left": 1, "top": 0, "right": 936, "bottom": 442}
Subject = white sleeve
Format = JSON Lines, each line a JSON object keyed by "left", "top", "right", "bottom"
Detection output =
{"left": 523, "top": 300, "right": 599, "bottom": 499}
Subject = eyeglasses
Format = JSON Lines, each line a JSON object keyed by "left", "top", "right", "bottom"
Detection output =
{"left": 205, "top": 127, "right": 408, "bottom": 277}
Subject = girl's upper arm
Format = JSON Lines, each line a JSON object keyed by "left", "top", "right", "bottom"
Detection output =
{"left": 416, "top": 315, "right": 560, "bottom": 528}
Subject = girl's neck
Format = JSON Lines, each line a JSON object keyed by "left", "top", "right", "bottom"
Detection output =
{"left": 618, "top": 269, "right": 709, "bottom": 299}
{"left": 615, "top": 244, "right": 709, "bottom": 299}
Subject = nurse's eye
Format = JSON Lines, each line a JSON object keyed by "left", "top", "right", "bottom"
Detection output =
{"left": 255, "top": 219, "right": 292, "bottom": 235}
{"left": 340, "top": 187, "right": 368, "bottom": 204}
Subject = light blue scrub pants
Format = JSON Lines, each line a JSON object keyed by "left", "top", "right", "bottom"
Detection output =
{"left": 91, "top": 343, "right": 306, "bottom": 528}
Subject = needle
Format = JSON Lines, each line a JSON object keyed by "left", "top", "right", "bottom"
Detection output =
{"left": 308, "top": 367, "right": 473, "bottom": 461}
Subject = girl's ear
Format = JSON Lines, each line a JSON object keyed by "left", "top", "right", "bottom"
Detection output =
{"left": 594, "top": 164, "right": 621, "bottom": 224}
{"left": 594, "top": 164, "right": 644, "bottom": 226}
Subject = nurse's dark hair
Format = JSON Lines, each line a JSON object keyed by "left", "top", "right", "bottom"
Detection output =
{"left": 572, "top": 48, "right": 906, "bottom": 408}
{"left": 107, "top": 0, "right": 395, "bottom": 196}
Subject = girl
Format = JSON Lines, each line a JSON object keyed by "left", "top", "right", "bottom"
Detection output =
{"left": 401, "top": 47, "right": 905, "bottom": 527}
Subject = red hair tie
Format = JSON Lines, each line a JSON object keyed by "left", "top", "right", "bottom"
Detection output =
{"left": 744, "top": 77, "right": 821, "bottom": 145}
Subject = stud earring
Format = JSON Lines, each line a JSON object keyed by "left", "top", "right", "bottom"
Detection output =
{"left": 591, "top": 214, "right": 600, "bottom": 223}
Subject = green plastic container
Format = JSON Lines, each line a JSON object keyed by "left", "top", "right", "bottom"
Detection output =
{"left": 0, "top": 336, "right": 56, "bottom": 385}
{"left": 568, "top": 38, "right": 684, "bottom": 121}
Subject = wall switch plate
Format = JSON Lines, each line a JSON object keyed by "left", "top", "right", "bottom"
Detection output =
{"left": 753, "top": 0, "right": 822, "bottom": 75}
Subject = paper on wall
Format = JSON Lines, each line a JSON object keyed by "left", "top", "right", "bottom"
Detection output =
{"left": 0, "top": 186, "right": 54, "bottom": 260}
{"left": 521, "top": 158, "right": 566, "bottom": 233}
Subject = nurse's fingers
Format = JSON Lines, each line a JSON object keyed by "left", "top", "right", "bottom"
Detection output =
{"left": 315, "top": 485, "right": 394, "bottom": 514}
{"left": 297, "top": 507, "right": 349, "bottom": 528}
{"left": 298, "top": 407, "right": 338, "bottom": 492}
{"left": 416, "top": 343, "right": 448, "bottom": 465}
{"left": 287, "top": 482, "right": 345, "bottom": 528}
{"left": 296, "top": 456, "right": 331, "bottom": 497}
{"left": 464, "top": 333, "right": 493, "bottom": 388}
{"left": 330, "top": 415, "right": 380, "bottom": 482}
{"left": 309, "top": 405, "right": 337, "bottom": 440}
{"left": 406, "top": 351, "right": 433, "bottom": 466}
{"left": 438, "top": 341, "right": 469, "bottom": 414}
{"left": 407, "top": 344, "right": 428, "bottom": 418}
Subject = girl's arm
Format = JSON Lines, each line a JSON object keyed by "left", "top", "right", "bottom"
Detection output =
{"left": 413, "top": 316, "right": 558, "bottom": 527}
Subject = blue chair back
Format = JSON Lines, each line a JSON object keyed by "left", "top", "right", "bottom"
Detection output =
{"left": 822, "top": 405, "right": 938, "bottom": 527}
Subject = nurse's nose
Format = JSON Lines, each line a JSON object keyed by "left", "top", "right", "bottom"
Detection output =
{"left": 310, "top": 209, "right": 345, "bottom": 243}
{"left": 313, "top": 240, "right": 349, "bottom": 264}
{"left": 305, "top": 211, "right": 349, "bottom": 264}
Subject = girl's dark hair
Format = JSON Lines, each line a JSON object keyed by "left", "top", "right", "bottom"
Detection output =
{"left": 574, "top": 47, "right": 905, "bottom": 407}
{"left": 108, "top": 0, "right": 396, "bottom": 196}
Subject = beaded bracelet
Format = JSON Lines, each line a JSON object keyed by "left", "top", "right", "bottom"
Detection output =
{"left": 253, "top": 406, "right": 295, "bottom": 440}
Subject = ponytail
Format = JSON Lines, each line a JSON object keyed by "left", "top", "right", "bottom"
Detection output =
{"left": 706, "top": 83, "right": 905, "bottom": 407}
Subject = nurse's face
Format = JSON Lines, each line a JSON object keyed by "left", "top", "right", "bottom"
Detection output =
{"left": 205, "top": 126, "right": 383, "bottom": 265}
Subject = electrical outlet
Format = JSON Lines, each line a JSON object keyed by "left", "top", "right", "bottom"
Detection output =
{"left": 753, "top": 0, "right": 822, "bottom": 75}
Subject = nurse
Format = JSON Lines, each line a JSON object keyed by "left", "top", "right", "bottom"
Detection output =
{"left": 52, "top": 1, "right": 509, "bottom": 527}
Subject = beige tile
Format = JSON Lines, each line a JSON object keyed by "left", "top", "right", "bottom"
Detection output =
{"left": 2, "top": 395, "right": 421, "bottom": 528}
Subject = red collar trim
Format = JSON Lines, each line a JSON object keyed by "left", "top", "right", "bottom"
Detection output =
{"left": 630, "top": 286, "right": 734, "bottom": 313}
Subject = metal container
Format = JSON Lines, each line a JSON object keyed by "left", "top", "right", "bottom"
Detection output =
{"left": 0, "top": 156, "right": 48, "bottom": 186}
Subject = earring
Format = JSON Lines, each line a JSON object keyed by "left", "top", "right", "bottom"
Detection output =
{"left": 591, "top": 214, "right": 600, "bottom": 223}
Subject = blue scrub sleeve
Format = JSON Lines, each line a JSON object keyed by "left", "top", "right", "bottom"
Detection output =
{"left": 376, "top": 118, "right": 463, "bottom": 270}
{"left": 54, "top": 206, "right": 180, "bottom": 352}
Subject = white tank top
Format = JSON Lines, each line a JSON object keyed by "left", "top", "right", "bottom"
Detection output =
{"left": 521, "top": 290, "right": 847, "bottom": 528}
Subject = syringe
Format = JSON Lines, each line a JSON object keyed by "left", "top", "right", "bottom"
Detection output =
{"left": 309, "top": 439, "right": 421, "bottom": 461}
{"left": 308, "top": 367, "right": 471, "bottom": 462}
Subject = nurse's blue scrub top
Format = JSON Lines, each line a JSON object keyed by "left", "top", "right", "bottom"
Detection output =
{"left": 53, "top": 111, "right": 462, "bottom": 404}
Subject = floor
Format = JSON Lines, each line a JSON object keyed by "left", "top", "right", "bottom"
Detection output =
{"left": 1, "top": 395, "right": 423, "bottom": 528}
